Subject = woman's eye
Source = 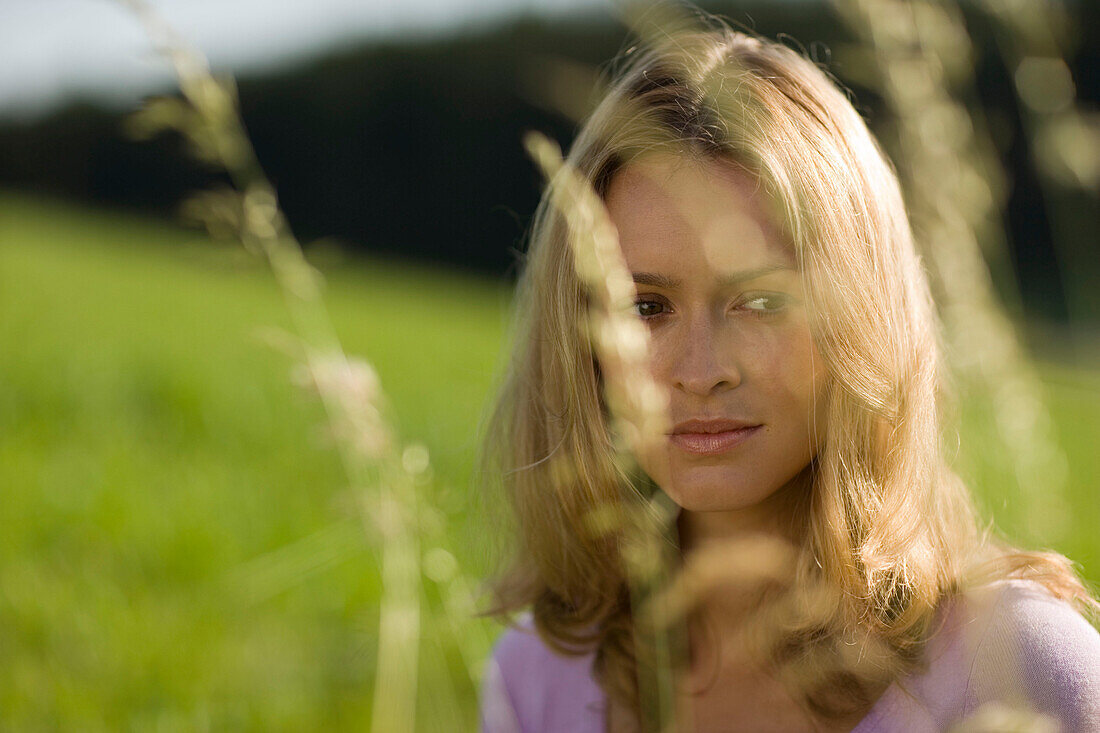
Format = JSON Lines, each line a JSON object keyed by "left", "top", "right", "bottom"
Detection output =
{"left": 633, "top": 300, "right": 666, "bottom": 318}
{"left": 740, "top": 294, "right": 787, "bottom": 315}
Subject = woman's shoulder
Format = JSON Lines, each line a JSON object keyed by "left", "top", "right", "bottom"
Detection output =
{"left": 873, "top": 579, "right": 1100, "bottom": 732}
{"left": 961, "top": 579, "right": 1100, "bottom": 726}
{"left": 479, "top": 616, "right": 605, "bottom": 733}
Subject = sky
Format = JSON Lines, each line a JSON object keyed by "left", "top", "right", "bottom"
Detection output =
{"left": 0, "top": 0, "right": 609, "bottom": 119}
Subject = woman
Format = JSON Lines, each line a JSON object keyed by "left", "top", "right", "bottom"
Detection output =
{"left": 480, "top": 19, "right": 1100, "bottom": 733}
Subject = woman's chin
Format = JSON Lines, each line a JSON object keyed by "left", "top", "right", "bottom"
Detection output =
{"left": 660, "top": 481, "right": 769, "bottom": 515}
{"left": 655, "top": 463, "right": 812, "bottom": 521}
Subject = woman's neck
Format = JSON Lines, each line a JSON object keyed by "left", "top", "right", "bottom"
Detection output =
{"left": 672, "top": 467, "right": 813, "bottom": 647}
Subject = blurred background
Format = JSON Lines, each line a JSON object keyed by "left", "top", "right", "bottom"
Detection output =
{"left": 1, "top": 0, "right": 1097, "bottom": 729}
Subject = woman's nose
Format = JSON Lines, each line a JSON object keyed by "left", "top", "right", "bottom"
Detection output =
{"left": 668, "top": 315, "right": 741, "bottom": 396}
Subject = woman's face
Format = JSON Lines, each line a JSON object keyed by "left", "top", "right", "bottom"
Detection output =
{"left": 605, "top": 154, "right": 826, "bottom": 524}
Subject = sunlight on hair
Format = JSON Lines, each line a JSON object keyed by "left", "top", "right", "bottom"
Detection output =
{"left": 489, "top": 4, "right": 1098, "bottom": 731}
{"left": 836, "top": 0, "right": 1073, "bottom": 544}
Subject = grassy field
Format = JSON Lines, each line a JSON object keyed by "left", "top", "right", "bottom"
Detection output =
{"left": 0, "top": 193, "right": 512, "bottom": 730}
{"left": 1, "top": 193, "right": 1097, "bottom": 729}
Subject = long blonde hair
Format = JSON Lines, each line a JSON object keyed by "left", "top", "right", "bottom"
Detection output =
{"left": 484, "top": 17, "right": 1095, "bottom": 723}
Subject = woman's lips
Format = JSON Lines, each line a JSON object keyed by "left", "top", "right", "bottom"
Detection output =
{"left": 668, "top": 422, "right": 761, "bottom": 455}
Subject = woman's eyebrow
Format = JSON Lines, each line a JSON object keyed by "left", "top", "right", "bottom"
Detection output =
{"left": 717, "top": 264, "right": 796, "bottom": 286}
{"left": 631, "top": 272, "right": 680, "bottom": 289}
{"left": 631, "top": 264, "right": 795, "bottom": 291}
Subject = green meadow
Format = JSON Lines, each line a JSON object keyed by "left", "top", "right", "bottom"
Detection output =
{"left": 1, "top": 193, "right": 1097, "bottom": 729}
{"left": 0, "top": 193, "right": 510, "bottom": 730}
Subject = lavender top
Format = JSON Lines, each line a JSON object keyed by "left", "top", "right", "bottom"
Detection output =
{"left": 480, "top": 581, "right": 1100, "bottom": 732}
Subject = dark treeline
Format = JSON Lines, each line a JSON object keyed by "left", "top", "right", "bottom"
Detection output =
{"left": 1, "top": 1, "right": 1096, "bottom": 322}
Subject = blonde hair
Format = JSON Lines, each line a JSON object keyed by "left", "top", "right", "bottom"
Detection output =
{"left": 484, "top": 18, "right": 1095, "bottom": 724}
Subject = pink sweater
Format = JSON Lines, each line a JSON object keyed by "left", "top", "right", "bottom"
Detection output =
{"left": 481, "top": 581, "right": 1100, "bottom": 732}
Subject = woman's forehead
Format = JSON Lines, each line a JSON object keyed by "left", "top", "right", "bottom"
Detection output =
{"left": 605, "top": 154, "right": 796, "bottom": 276}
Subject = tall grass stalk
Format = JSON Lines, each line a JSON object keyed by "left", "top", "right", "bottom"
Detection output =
{"left": 833, "top": 0, "right": 1071, "bottom": 545}
{"left": 524, "top": 132, "right": 684, "bottom": 733}
{"left": 975, "top": 0, "right": 1100, "bottom": 323}
{"left": 118, "top": 1, "right": 482, "bottom": 729}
